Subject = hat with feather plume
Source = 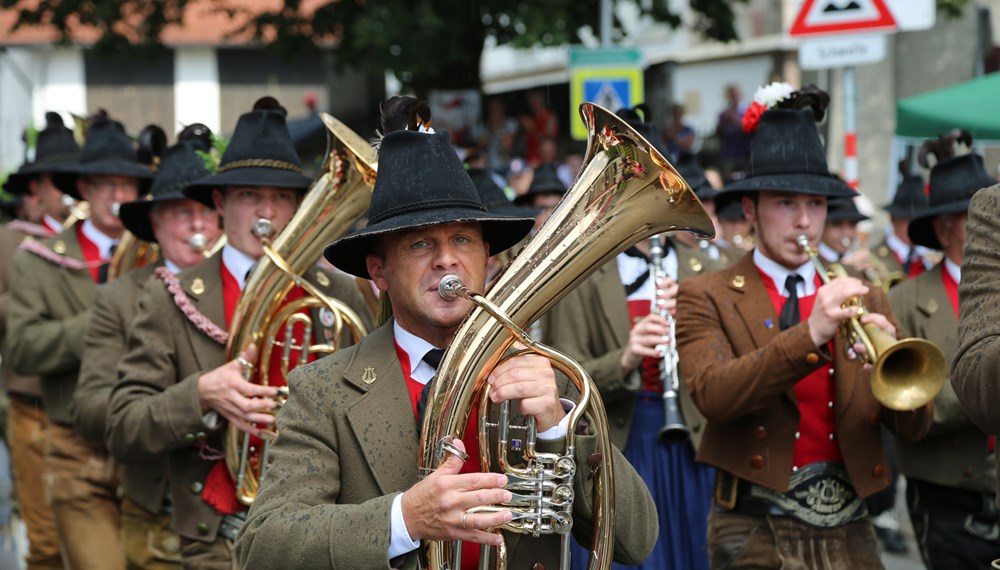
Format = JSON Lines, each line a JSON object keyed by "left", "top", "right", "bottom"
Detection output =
{"left": 323, "top": 96, "right": 534, "bottom": 279}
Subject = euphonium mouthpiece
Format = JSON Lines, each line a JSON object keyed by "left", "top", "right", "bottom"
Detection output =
{"left": 61, "top": 195, "right": 76, "bottom": 207}
{"left": 796, "top": 234, "right": 810, "bottom": 249}
{"left": 438, "top": 274, "right": 464, "bottom": 301}
{"left": 252, "top": 218, "right": 275, "bottom": 239}
{"left": 189, "top": 233, "right": 208, "bottom": 251}
{"left": 111, "top": 202, "right": 121, "bottom": 216}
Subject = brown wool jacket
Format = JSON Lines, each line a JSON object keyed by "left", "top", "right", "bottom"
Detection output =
{"left": 953, "top": 184, "right": 1000, "bottom": 502}
{"left": 5, "top": 224, "right": 96, "bottom": 423}
{"left": 675, "top": 252, "right": 933, "bottom": 498}
{"left": 107, "top": 250, "right": 374, "bottom": 542}
{"left": 235, "top": 323, "right": 658, "bottom": 570}
{"left": 889, "top": 263, "right": 995, "bottom": 493}
{"left": 541, "top": 239, "right": 721, "bottom": 450}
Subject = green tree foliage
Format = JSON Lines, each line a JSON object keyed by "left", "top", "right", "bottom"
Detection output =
{"left": 1, "top": 0, "right": 747, "bottom": 92}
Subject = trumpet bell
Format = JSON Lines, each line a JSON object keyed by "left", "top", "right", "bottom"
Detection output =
{"left": 869, "top": 332, "right": 947, "bottom": 412}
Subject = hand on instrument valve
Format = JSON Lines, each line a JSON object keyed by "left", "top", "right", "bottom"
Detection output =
{"left": 620, "top": 275, "right": 677, "bottom": 376}
{"left": 807, "top": 277, "right": 896, "bottom": 356}
{"left": 488, "top": 348, "right": 566, "bottom": 432}
{"left": 401, "top": 439, "right": 513, "bottom": 545}
{"left": 196, "top": 343, "right": 280, "bottom": 435}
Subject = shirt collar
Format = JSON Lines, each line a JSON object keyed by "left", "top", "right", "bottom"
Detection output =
{"left": 753, "top": 247, "right": 816, "bottom": 298}
{"left": 817, "top": 241, "right": 840, "bottom": 263}
{"left": 885, "top": 229, "right": 935, "bottom": 268}
{"left": 393, "top": 320, "right": 440, "bottom": 384}
{"left": 944, "top": 257, "right": 961, "bottom": 284}
{"left": 164, "top": 259, "right": 182, "bottom": 275}
{"left": 81, "top": 218, "right": 117, "bottom": 259}
{"left": 43, "top": 214, "right": 62, "bottom": 234}
{"left": 221, "top": 244, "right": 257, "bottom": 291}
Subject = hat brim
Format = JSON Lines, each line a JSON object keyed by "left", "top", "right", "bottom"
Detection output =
{"left": 907, "top": 199, "right": 972, "bottom": 250}
{"left": 119, "top": 191, "right": 189, "bottom": 243}
{"left": 184, "top": 167, "right": 313, "bottom": 207}
{"left": 715, "top": 173, "right": 856, "bottom": 211}
{"left": 54, "top": 160, "right": 154, "bottom": 200}
{"left": 826, "top": 211, "right": 869, "bottom": 222}
{"left": 324, "top": 208, "right": 535, "bottom": 279}
{"left": 5, "top": 160, "right": 80, "bottom": 195}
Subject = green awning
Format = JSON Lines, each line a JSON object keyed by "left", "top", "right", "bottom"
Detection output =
{"left": 896, "top": 72, "right": 1000, "bottom": 141}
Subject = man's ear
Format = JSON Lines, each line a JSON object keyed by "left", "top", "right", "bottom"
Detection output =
{"left": 77, "top": 179, "right": 91, "bottom": 202}
{"left": 211, "top": 188, "right": 225, "bottom": 212}
{"left": 366, "top": 254, "right": 388, "bottom": 292}
{"left": 741, "top": 195, "right": 756, "bottom": 226}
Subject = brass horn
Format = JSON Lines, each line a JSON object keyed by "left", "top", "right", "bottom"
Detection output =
{"left": 107, "top": 231, "right": 161, "bottom": 282}
{"left": 223, "top": 113, "right": 376, "bottom": 505}
{"left": 797, "top": 235, "right": 946, "bottom": 411}
{"left": 418, "top": 103, "right": 715, "bottom": 569}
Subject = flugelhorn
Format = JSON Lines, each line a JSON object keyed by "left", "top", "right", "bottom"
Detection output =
{"left": 418, "top": 103, "right": 715, "bottom": 569}
{"left": 648, "top": 235, "right": 689, "bottom": 444}
{"left": 797, "top": 235, "right": 946, "bottom": 411}
{"left": 223, "top": 114, "right": 375, "bottom": 505}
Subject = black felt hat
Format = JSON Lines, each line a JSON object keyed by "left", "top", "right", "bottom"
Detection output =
{"left": 120, "top": 127, "right": 214, "bottom": 243}
{"left": 323, "top": 129, "right": 534, "bottom": 279}
{"left": 467, "top": 168, "right": 541, "bottom": 218}
{"left": 884, "top": 175, "right": 928, "bottom": 219}
{"left": 4, "top": 113, "right": 81, "bottom": 195}
{"left": 716, "top": 199, "right": 745, "bottom": 221}
{"left": 716, "top": 108, "right": 854, "bottom": 210}
{"left": 513, "top": 162, "right": 567, "bottom": 206}
{"left": 184, "top": 98, "right": 312, "bottom": 207}
{"left": 908, "top": 153, "right": 994, "bottom": 249}
{"left": 826, "top": 196, "right": 869, "bottom": 222}
{"left": 675, "top": 153, "right": 718, "bottom": 202}
{"left": 53, "top": 118, "right": 154, "bottom": 200}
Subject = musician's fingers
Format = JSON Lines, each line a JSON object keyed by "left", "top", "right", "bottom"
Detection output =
{"left": 239, "top": 381, "right": 281, "bottom": 398}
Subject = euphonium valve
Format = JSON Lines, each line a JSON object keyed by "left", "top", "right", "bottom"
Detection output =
{"left": 796, "top": 235, "right": 946, "bottom": 411}
{"left": 418, "top": 103, "right": 715, "bottom": 570}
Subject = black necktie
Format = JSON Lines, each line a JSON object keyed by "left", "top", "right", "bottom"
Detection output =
{"left": 902, "top": 248, "right": 916, "bottom": 274}
{"left": 779, "top": 274, "right": 804, "bottom": 330}
{"left": 415, "top": 349, "right": 445, "bottom": 428}
{"left": 97, "top": 244, "right": 118, "bottom": 284}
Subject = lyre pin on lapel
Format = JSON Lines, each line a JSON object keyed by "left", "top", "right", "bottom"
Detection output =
{"left": 53, "top": 240, "right": 66, "bottom": 254}
{"left": 316, "top": 271, "right": 330, "bottom": 287}
{"left": 191, "top": 278, "right": 205, "bottom": 295}
{"left": 362, "top": 366, "right": 377, "bottom": 385}
{"left": 731, "top": 275, "right": 746, "bottom": 288}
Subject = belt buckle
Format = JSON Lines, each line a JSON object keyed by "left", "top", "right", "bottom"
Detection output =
{"left": 748, "top": 462, "right": 865, "bottom": 528}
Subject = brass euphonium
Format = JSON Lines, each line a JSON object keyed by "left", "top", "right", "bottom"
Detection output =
{"left": 223, "top": 113, "right": 376, "bottom": 505}
{"left": 797, "top": 235, "right": 946, "bottom": 411}
{"left": 106, "top": 231, "right": 161, "bottom": 282}
{"left": 418, "top": 103, "right": 715, "bottom": 570}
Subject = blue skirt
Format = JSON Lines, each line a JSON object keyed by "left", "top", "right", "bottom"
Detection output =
{"left": 571, "top": 395, "right": 714, "bottom": 570}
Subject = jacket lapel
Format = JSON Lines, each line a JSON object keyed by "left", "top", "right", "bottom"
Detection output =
{"left": 344, "top": 324, "right": 421, "bottom": 495}
{"left": 914, "top": 265, "right": 958, "bottom": 352}
{"left": 593, "top": 262, "right": 630, "bottom": 348}
{"left": 177, "top": 252, "right": 227, "bottom": 370}
{"left": 54, "top": 226, "right": 95, "bottom": 310}
{"left": 730, "top": 254, "right": 780, "bottom": 351}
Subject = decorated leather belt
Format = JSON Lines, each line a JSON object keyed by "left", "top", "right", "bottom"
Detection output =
{"left": 723, "top": 462, "right": 867, "bottom": 528}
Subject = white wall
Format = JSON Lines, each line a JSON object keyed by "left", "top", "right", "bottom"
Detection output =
{"left": 174, "top": 46, "right": 220, "bottom": 134}
{"left": 0, "top": 48, "right": 36, "bottom": 171}
{"left": 671, "top": 56, "right": 775, "bottom": 136}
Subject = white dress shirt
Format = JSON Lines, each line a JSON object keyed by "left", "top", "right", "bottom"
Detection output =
{"left": 616, "top": 245, "right": 679, "bottom": 303}
{"left": 817, "top": 241, "right": 840, "bottom": 263}
{"left": 221, "top": 244, "right": 256, "bottom": 291}
{"left": 886, "top": 229, "right": 935, "bottom": 270}
{"left": 944, "top": 257, "right": 961, "bottom": 285}
{"left": 753, "top": 248, "right": 817, "bottom": 298}
{"left": 81, "top": 218, "right": 118, "bottom": 259}
{"left": 43, "top": 214, "right": 62, "bottom": 234}
{"left": 164, "top": 259, "right": 182, "bottom": 276}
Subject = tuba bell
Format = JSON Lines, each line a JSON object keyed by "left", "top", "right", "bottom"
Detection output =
{"left": 222, "top": 114, "right": 377, "bottom": 505}
{"left": 797, "top": 235, "right": 946, "bottom": 411}
{"left": 418, "top": 103, "right": 715, "bottom": 569}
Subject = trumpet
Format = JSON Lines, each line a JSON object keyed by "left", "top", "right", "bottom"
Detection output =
{"left": 797, "top": 235, "right": 946, "bottom": 411}
{"left": 648, "top": 235, "right": 688, "bottom": 444}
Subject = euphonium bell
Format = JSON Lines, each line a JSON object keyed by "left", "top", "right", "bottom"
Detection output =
{"left": 418, "top": 103, "right": 715, "bottom": 570}
{"left": 797, "top": 235, "right": 946, "bottom": 411}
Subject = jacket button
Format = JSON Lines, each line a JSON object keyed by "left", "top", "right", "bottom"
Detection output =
{"left": 963, "top": 467, "right": 974, "bottom": 478}
{"left": 196, "top": 522, "right": 209, "bottom": 536}
{"left": 184, "top": 433, "right": 195, "bottom": 442}
{"left": 190, "top": 482, "right": 204, "bottom": 494}
{"left": 806, "top": 353, "right": 820, "bottom": 364}
{"left": 872, "top": 464, "right": 884, "bottom": 478}
{"left": 587, "top": 453, "right": 603, "bottom": 468}
{"left": 195, "top": 431, "right": 207, "bottom": 440}
{"left": 616, "top": 417, "right": 626, "bottom": 427}
{"left": 868, "top": 413, "right": 880, "bottom": 428}
{"left": 753, "top": 426, "right": 767, "bottom": 440}
{"left": 749, "top": 455, "right": 764, "bottom": 469}
{"left": 532, "top": 564, "right": 545, "bottom": 570}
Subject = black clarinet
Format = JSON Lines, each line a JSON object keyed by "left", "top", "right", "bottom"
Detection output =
{"left": 648, "top": 235, "right": 690, "bottom": 444}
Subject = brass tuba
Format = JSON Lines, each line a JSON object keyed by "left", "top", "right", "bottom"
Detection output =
{"left": 418, "top": 103, "right": 715, "bottom": 569}
{"left": 223, "top": 114, "right": 377, "bottom": 505}
{"left": 797, "top": 235, "right": 946, "bottom": 411}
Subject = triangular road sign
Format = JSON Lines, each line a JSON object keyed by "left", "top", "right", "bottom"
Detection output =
{"left": 789, "top": 0, "right": 897, "bottom": 37}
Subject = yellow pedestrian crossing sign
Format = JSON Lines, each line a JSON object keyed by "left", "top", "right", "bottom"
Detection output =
{"left": 569, "top": 48, "right": 644, "bottom": 140}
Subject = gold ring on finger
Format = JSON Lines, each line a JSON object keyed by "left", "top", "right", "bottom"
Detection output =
{"left": 462, "top": 512, "right": 468, "bottom": 529}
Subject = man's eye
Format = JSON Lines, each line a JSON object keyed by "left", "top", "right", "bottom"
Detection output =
{"left": 411, "top": 240, "right": 429, "bottom": 249}
{"left": 454, "top": 236, "right": 471, "bottom": 244}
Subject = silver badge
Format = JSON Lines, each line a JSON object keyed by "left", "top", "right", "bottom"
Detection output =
{"left": 319, "top": 308, "right": 335, "bottom": 327}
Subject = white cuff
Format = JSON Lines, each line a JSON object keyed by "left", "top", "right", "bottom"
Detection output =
{"left": 388, "top": 493, "right": 420, "bottom": 559}
{"left": 536, "top": 398, "right": 576, "bottom": 441}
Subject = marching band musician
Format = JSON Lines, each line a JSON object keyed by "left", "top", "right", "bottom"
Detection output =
{"left": 106, "top": 98, "right": 373, "bottom": 569}
{"left": 6, "top": 116, "right": 154, "bottom": 569}
{"left": 0, "top": 111, "right": 79, "bottom": 570}
{"left": 236, "top": 98, "right": 657, "bottom": 569}
{"left": 817, "top": 197, "right": 869, "bottom": 265}
{"left": 675, "top": 86, "right": 933, "bottom": 568}
{"left": 869, "top": 169, "right": 935, "bottom": 282}
{"left": 541, "top": 105, "right": 721, "bottom": 570}
{"left": 888, "top": 142, "right": 999, "bottom": 568}
{"left": 72, "top": 127, "right": 223, "bottom": 569}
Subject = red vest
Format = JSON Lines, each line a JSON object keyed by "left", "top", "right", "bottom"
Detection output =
{"left": 757, "top": 269, "right": 843, "bottom": 468}
{"left": 76, "top": 224, "right": 105, "bottom": 283}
